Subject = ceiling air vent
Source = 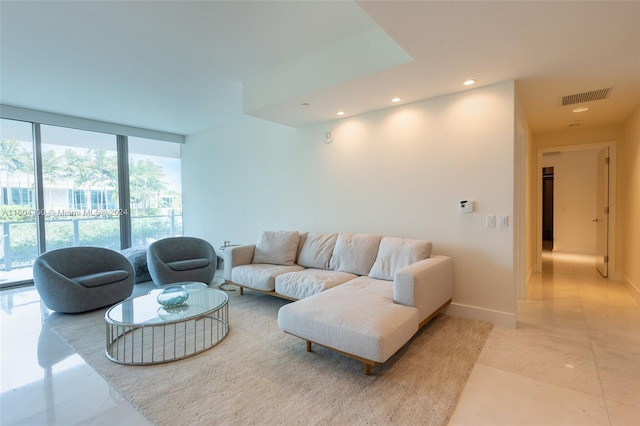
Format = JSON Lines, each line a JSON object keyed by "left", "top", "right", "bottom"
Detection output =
{"left": 560, "top": 88, "right": 612, "bottom": 106}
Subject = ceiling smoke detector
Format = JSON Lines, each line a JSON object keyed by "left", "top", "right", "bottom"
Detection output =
{"left": 559, "top": 88, "right": 612, "bottom": 106}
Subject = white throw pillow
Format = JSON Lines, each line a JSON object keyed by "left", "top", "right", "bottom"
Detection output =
{"left": 368, "top": 237, "right": 432, "bottom": 281}
{"left": 329, "top": 233, "right": 382, "bottom": 276}
{"left": 252, "top": 231, "right": 300, "bottom": 266}
{"left": 297, "top": 232, "right": 338, "bottom": 270}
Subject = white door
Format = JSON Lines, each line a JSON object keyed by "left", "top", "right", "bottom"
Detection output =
{"left": 595, "top": 147, "right": 609, "bottom": 277}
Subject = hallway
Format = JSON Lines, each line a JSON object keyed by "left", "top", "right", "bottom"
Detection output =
{"left": 450, "top": 251, "right": 640, "bottom": 425}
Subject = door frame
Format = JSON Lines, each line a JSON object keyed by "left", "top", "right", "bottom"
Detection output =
{"left": 534, "top": 140, "right": 618, "bottom": 279}
{"left": 596, "top": 147, "right": 610, "bottom": 277}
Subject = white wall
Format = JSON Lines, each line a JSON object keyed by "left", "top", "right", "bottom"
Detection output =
{"left": 542, "top": 150, "right": 598, "bottom": 254}
{"left": 182, "top": 81, "right": 517, "bottom": 326}
{"left": 515, "top": 85, "right": 533, "bottom": 299}
{"left": 621, "top": 107, "right": 640, "bottom": 303}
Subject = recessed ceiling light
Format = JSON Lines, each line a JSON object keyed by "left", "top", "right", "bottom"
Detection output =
{"left": 463, "top": 79, "right": 476, "bottom": 86}
{"left": 572, "top": 107, "right": 589, "bottom": 113}
{"left": 336, "top": 111, "right": 345, "bottom": 116}
{"left": 391, "top": 97, "right": 401, "bottom": 103}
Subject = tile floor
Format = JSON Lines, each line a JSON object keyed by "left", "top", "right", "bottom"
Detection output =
{"left": 0, "top": 252, "right": 638, "bottom": 425}
{"left": 450, "top": 252, "right": 640, "bottom": 426}
{"left": 0, "top": 282, "right": 155, "bottom": 426}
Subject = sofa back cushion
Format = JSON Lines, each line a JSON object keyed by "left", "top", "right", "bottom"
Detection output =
{"left": 368, "top": 237, "right": 432, "bottom": 281}
{"left": 297, "top": 232, "right": 338, "bottom": 270}
{"left": 329, "top": 233, "right": 382, "bottom": 276}
{"left": 252, "top": 230, "right": 300, "bottom": 266}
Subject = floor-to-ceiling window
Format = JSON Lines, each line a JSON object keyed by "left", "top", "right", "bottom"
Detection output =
{"left": 129, "top": 137, "right": 182, "bottom": 246}
{"left": 0, "top": 116, "right": 183, "bottom": 288}
{"left": 40, "top": 125, "right": 121, "bottom": 250}
{"left": 0, "top": 119, "right": 38, "bottom": 284}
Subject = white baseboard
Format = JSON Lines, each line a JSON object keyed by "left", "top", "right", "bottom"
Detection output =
{"left": 622, "top": 275, "right": 640, "bottom": 306}
{"left": 446, "top": 303, "right": 516, "bottom": 329}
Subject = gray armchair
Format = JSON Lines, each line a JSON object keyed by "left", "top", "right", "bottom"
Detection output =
{"left": 147, "top": 236, "right": 216, "bottom": 286}
{"left": 33, "top": 246, "right": 134, "bottom": 313}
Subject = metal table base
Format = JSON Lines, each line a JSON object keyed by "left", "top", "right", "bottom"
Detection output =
{"left": 105, "top": 289, "right": 228, "bottom": 365}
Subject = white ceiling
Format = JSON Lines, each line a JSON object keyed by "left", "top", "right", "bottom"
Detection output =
{"left": 1, "top": 1, "right": 638, "bottom": 136}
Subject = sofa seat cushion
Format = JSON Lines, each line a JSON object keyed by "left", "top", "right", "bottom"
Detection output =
{"left": 278, "top": 276, "right": 419, "bottom": 363}
{"left": 167, "top": 258, "right": 210, "bottom": 271}
{"left": 275, "top": 269, "right": 356, "bottom": 300}
{"left": 232, "top": 264, "right": 304, "bottom": 292}
{"left": 73, "top": 270, "right": 129, "bottom": 288}
{"left": 329, "top": 233, "right": 382, "bottom": 276}
{"left": 369, "top": 237, "right": 432, "bottom": 281}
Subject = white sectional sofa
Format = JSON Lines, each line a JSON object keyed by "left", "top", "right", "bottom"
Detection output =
{"left": 224, "top": 230, "right": 453, "bottom": 374}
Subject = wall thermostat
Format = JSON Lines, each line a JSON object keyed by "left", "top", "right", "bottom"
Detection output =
{"left": 459, "top": 200, "right": 474, "bottom": 213}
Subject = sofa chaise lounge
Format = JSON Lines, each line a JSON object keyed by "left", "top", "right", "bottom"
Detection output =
{"left": 224, "top": 230, "right": 453, "bottom": 374}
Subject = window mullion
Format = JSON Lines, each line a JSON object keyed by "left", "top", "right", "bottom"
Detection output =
{"left": 117, "top": 135, "right": 131, "bottom": 249}
{"left": 32, "top": 123, "right": 46, "bottom": 254}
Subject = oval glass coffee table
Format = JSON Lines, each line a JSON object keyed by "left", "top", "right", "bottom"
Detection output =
{"left": 105, "top": 286, "right": 229, "bottom": 365}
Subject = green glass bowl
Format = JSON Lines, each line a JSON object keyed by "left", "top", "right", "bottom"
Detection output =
{"left": 157, "top": 285, "right": 189, "bottom": 307}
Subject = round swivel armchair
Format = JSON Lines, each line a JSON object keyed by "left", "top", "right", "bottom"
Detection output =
{"left": 146, "top": 236, "right": 217, "bottom": 286}
{"left": 33, "top": 246, "right": 134, "bottom": 313}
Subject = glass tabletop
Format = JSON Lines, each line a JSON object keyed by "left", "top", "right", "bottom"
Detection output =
{"left": 106, "top": 288, "right": 228, "bottom": 326}
{"left": 147, "top": 281, "right": 208, "bottom": 298}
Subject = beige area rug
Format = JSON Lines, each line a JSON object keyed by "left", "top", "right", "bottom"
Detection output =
{"left": 52, "top": 290, "right": 492, "bottom": 426}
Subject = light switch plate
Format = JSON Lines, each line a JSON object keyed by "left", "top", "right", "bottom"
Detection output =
{"left": 486, "top": 215, "right": 496, "bottom": 228}
{"left": 499, "top": 215, "right": 508, "bottom": 228}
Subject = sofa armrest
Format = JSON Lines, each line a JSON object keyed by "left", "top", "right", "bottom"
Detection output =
{"left": 223, "top": 244, "right": 255, "bottom": 280}
{"left": 393, "top": 255, "right": 453, "bottom": 325}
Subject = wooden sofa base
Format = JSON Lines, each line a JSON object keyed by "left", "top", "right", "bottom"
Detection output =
{"left": 419, "top": 299, "right": 452, "bottom": 328}
{"left": 230, "top": 282, "right": 299, "bottom": 301}
{"left": 284, "top": 332, "right": 379, "bottom": 375}
{"left": 285, "top": 298, "right": 452, "bottom": 375}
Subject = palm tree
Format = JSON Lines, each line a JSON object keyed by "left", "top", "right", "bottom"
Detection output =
{"left": 129, "top": 159, "right": 166, "bottom": 211}
{"left": 15, "top": 149, "right": 34, "bottom": 206}
{"left": 87, "top": 149, "right": 118, "bottom": 208}
{"left": 60, "top": 149, "right": 92, "bottom": 209}
{"left": 0, "top": 139, "right": 27, "bottom": 205}
{"left": 41, "top": 149, "right": 62, "bottom": 207}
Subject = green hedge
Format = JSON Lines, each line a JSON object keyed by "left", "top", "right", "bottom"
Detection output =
{"left": 1, "top": 214, "right": 182, "bottom": 270}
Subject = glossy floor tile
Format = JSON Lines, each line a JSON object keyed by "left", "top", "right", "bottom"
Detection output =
{"left": 449, "top": 364, "right": 610, "bottom": 426}
{"left": 450, "top": 252, "right": 640, "bottom": 426}
{"left": 0, "top": 284, "right": 155, "bottom": 426}
{"left": 1, "top": 254, "right": 638, "bottom": 425}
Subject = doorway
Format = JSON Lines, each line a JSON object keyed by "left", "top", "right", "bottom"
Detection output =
{"left": 535, "top": 141, "right": 616, "bottom": 278}
{"left": 542, "top": 167, "right": 554, "bottom": 251}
